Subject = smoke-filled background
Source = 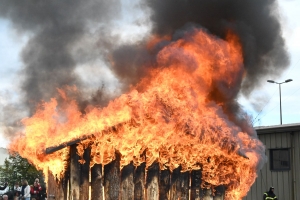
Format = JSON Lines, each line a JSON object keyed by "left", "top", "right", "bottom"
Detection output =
{"left": 0, "top": 0, "right": 300, "bottom": 146}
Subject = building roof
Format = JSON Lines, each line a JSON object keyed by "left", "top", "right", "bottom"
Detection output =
{"left": 255, "top": 123, "right": 300, "bottom": 134}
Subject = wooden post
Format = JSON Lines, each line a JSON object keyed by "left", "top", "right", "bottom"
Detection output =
{"left": 190, "top": 170, "right": 201, "bottom": 200}
{"left": 79, "top": 147, "right": 91, "bottom": 200}
{"left": 213, "top": 186, "right": 225, "bottom": 200}
{"left": 120, "top": 162, "right": 135, "bottom": 200}
{"left": 146, "top": 162, "right": 159, "bottom": 200}
{"left": 63, "top": 168, "right": 70, "bottom": 200}
{"left": 104, "top": 153, "right": 121, "bottom": 200}
{"left": 203, "top": 188, "right": 213, "bottom": 200}
{"left": 70, "top": 145, "right": 80, "bottom": 200}
{"left": 91, "top": 164, "right": 104, "bottom": 200}
{"left": 169, "top": 167, "right": 189, "bottom": 200}
{"left": 47, "top": 168, "right": 68, "bottom": 200}
{"left": 134, "top": 163, "right": 146, "bottom": 200}
{"left": 47, "top": 170, "right": 57, "bottom": 200}
{"left": 159, "top": 169, "right": 170, "bottom": 200}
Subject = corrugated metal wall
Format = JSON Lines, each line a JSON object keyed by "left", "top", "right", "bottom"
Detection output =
{"left": 292, "top": 131, "right": 300, "bottom": 200}
{"left": 244, "top": 130, "right": 300, "bottom": 200}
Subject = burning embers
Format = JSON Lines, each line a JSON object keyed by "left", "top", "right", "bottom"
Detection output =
{"left": 10, "top": 29, "right": 265, "bottom": 199}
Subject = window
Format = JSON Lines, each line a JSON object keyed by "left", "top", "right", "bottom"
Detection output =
{"left": 270, "top": 148, "right": 290, "bottom": 171}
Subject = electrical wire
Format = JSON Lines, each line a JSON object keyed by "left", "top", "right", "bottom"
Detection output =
{"left": 251, "top": 90, "right": 278, "bottom": 126}
{"left": 254, "top": 86, "right": 300, "bottom": 124}
{"left": 284, "top": 58, "right": 300, "bottom": 79}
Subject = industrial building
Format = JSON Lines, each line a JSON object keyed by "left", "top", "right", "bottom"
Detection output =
{"left": 245, "top": 123, "right": 300, "bottom": 200}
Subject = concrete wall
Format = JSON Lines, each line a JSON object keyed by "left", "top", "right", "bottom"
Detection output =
{"left": 244, "top": 129, "right": 300, "bottom": 200}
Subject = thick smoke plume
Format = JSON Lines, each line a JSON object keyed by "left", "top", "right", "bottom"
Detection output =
{"left": 111, "top": 0, "right": 290, "bottom": 131}
{"left": 0, "top": 0, "right": 121, "bottom": 113}
{"left": 145, "top": 0, "right": 289, "bottom": 95}
{"left": 0, "top": 0, "right": 289, "bottom": 137}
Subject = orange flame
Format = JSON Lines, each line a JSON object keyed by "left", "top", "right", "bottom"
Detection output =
{"left": 9, "top": 29, "right": 265, "bottom": 199}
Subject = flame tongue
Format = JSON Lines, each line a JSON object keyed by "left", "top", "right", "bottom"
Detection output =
{"left": 10, "top": 29, "right": 265, "bottom": 199}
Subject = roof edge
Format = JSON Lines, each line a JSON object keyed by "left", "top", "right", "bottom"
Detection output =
{"left": 255, "top": 123, "right": 300, "bottom": 134}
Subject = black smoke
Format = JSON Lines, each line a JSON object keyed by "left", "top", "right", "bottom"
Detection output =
{"left": 145, "top": 0, "right": 289, "bottom": 95}
{"left": 0, "top": 0, "right": 121, "bottom": 112}
{"left": 125, "top": 0, "right": 289, "bottom": 132}
{"left": 0, "top": 0, "right": 289, "bottom": 129}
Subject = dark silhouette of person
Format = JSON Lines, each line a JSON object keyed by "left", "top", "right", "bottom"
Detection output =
{"left": 263, "top": 186, "right": 278, "bottom": 200}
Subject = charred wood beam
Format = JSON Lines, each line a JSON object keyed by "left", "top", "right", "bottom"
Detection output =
{"left": 213, "top": 185, "right": 225, "bottom": 200}
{"left": 159, "top": 169, "right": 170, "bottom": 200}
{"left": 120, "top": 162, "right": 135, "bottom": 200}
{"left": 91, "top": 164, "right": 104, "bottom": 200}
{"left": 169, "top": 167, "right": 189, "bottom": 200}
{"left": 79, "top": 147, "right": 91, "bottom": 200}
{"left": 62, "top": 166, "right": 70, "bottom": 200}
{"left": 104, "top": 152, "right": 121, "bottom": 200}
{"left": 170, "top": 167, "right": 180, "bottom": 200}
{"left": 134, "top": 163, "right": 146, "bottom": 200}
{"left": 191, "top": 170, "right": 201, "bottom": 199}
{"left": 146, "top": 162, "right": 159, "bottom": 199}
{"left": 45, "top": 136, "right": 90, "bottom": 154}
{"left": 45, "top": 126, "right": 121, "bottom": 154}
{"left": 69, "top": 145, "right": 80, "bottom": 199}
{"left": 203, "top": 188, "right": 213, "bottom": 200}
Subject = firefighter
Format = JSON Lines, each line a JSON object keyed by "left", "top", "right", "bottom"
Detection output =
{"left": 263, "top": 186, "right": 278, "bottom": 200}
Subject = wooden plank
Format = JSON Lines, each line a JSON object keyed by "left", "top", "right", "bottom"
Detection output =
{"left": 134, "top": 163, "right": 146, "bottom": 200}
{"left": 45, "top": 136, "right": 90, "bottom": 154}
{"left": 146, "top": 162, "right": 159, "bottom": 200}
{"left": 121, "top": 162, "right": 135, "bottom": 200}
{"left": 213, "top": 186, "right": 225, "bottom": 200}
{"left": 190, "top": 170, "right": 201, "bottom": 200}
{"left": 202, "top": 188, "right": 213, "bottom": 200}
{"left": 169, "top": 167, "right": 189, "bottom": 200}
{"left": 62, "top": 168, "right": 69, "bottom": 200}
{"left": 91, "top": 164, "right": 104, "bottom": 200}
{"left": 47, "top": 170, "right": 57, "bottom": 200}
{"left": 47, "top": 165, "right": 69, "bottom": 200}
{"left": 159, "top": 169, "right": 170, "bottom": 200}
{"left": 104, "top": 153, "right": 121, "bottom": 200}
{"left": 79, "top": 147, "right": 91, "bottom": 200}
{"left": 70, "top": 144, "right": 81, "bottom": 200}
{"left": 180, "top": 170, "right": 189, "bottom": 200}
{"left": 169, "top": 167, "right": 179, "bottom": 200}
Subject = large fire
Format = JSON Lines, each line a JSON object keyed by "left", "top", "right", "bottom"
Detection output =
{"left": 10, "top": 29, "right": 265, "bottom": 199}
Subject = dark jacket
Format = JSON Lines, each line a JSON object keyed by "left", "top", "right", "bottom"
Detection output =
{"left": 21, "top": 185, "right": 26, "bottom": 196}
{"left": 263, "top": 188, "right": 278, "bottom": 200}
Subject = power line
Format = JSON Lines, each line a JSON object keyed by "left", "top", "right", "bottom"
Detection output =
{"left": 251, "top": 90, "right": 278, "bottom": 126}
{"left": 255, "top": 105, "right": 278, "bottom": 125}
{"left": 284, "top": 57, "right": 300, "bottom": 79}
{"left": 254, "top": 86, "right": 300, "bottom": 124}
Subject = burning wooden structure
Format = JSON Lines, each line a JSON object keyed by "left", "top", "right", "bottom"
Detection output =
{"left": 45, "top": 140, "right": 225, "bottom": 200}
{"left": 10, "top": 29, "right": 266, "bottom": 200}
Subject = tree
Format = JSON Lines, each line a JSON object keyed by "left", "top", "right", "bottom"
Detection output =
{"left": 0, "top": 154, "right": 44, "bottom": 188}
